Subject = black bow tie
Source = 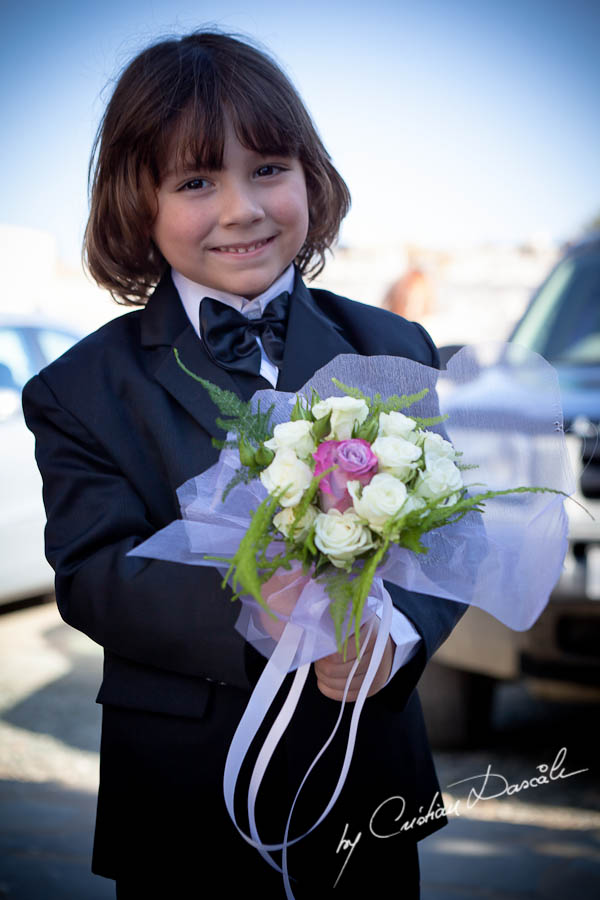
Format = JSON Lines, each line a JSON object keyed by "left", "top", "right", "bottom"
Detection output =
{"left": 199, "top": 292, "right": 289, "bottom": 376}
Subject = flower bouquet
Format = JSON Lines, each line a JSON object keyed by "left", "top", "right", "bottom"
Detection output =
{"left": 129, "top": 347, "right": 573, "bottom": 898}
{"left": 187, "top": 365, "right": 555, "bottom": 659}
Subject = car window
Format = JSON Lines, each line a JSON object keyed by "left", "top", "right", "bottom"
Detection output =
{"left": 36, "top": 328, "right": 79, "bottom": 365}
{"left": 511, "top": 251, "right": 600, "bottom": 365}
{"left": 0, "top": 328, "right": 35, "bottom": 389}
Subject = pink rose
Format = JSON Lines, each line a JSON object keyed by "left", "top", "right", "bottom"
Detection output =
{"left": 313, "top": 439, "right": 378, "bottom": 512}
{"left": 313, "top": 440, "right": 340, "bottom": 495}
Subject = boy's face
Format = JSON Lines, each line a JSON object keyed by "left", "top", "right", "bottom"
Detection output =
{"left": 152, "top": 118, "right": 310, "bottom": 298}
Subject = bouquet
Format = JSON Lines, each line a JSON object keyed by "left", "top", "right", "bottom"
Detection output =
{"left": 185, "top": 362, "right": 555, "bottom": 658}
{"left": 129, "top": 348, "right": 573, "bottom": 898}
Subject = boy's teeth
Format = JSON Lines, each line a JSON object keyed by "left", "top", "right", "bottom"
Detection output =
{"left": 218, "top": 239, "right": 266, "bottom": 253}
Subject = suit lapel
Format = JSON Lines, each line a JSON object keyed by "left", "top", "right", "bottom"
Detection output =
{"left": 140, "top": 270, "right": 357, "bottom": 435}
{"left": 140, "top": 272, "right": 240, "bottom": 440}
{"left": 277, "top": 272, "right": 355, "bottom": 392}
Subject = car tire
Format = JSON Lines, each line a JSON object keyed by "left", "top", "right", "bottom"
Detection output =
{"left": 418, "top": 660, "right": 496, "bottom": 749}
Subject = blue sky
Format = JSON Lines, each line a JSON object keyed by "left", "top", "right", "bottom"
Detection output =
{"left": 1, "top": 0, "right": 599, "bottom": 265}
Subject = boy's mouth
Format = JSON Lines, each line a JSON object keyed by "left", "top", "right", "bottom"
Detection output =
{"left": 210, "top": 236, "right": 275, "bottom": 255}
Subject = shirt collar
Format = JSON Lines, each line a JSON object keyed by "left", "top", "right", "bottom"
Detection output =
{"left": 172, "top": 264, "right": 295, "bottom": 338}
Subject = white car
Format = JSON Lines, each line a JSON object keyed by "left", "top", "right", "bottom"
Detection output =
{"left": 419, "top": 234, "right": 600, "bottom": 746}
{"left": 0, "top": 317, "right": 82, "bottom": 604}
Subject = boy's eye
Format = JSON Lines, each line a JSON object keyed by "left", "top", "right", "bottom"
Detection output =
{"left": 255, "top": 164, "right": 284, "bottom": 177}
{"left": 179, "top": 178, "right": 209, "bottom": 191}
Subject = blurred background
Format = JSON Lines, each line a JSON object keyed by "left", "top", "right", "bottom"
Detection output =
{"left": 1, "top": 1, "right": 599, "bottom": 897}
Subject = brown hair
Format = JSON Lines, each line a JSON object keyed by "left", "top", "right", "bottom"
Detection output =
{"left": 84, "top": 30, "right": 351, "bottom": 305}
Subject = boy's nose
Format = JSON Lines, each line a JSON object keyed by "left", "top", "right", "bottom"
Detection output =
{"left": 219, "top": 181, "right": 265, "bottom": 227}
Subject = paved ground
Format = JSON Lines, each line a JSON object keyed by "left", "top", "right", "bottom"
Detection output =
{"left": 1, "top": 601, "right": 599, "bottom": 899}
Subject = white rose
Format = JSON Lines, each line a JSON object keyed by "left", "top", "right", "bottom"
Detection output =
{"left": 311, "top": 396, "right": 369, "bottom": 440}
{"left": 415, "top": 457, "right": 463, "bottom": 504}
{"left": 273, "top": 504, "right": 318, "bottom": 540}
{"left": 371, "top": 435, "right": 422, "bottom": 481}
{"left": 378, "top": 411, "right": 418, "bottom": 442}
{"left": 347, "top": 474, "right": 407, "bottom": 534}
{"left": 259, "top": 449, "right": 313, "bottom": 507}
{"left": 314, "top": 509, "right": 375, "bottom": 567}
{"left": 264, "top": 420, "right": 316, "bottom": 460}
{"left": 421, "top": 431, "right": 456, "bottom": 466}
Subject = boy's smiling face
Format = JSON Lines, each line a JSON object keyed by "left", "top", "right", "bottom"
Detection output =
{"left": 152, "top": 118, "right": 309, "bottom": 299}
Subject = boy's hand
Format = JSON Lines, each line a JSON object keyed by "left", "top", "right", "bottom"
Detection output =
{"left": 314, "top": 621, "right": 395, "bottom": 702}
{"left": 258, "top": 565, "right": 312, "bottom": 641}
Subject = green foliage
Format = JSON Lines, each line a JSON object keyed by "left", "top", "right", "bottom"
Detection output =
{"left": 330, "top": 377, "right": 448, "bottom": 442}
{"left": 318, "top": 537, "right": 391, "bottom": 659}
{"left": 320, "top": 572, "right": 355, "bottom": 653}
{"left": 174, "top": 348, "right": 275, "bottom": 445}
{"left": 254, "top": 445, "right": 276, "bottom": 467}
{"left": 344, "top": 543, "right": 385, "bottom": 657}
{"left": 310, "top": 388, "right": 322, "bottom": 409}
{"left": 211, "top": 437, "right": 240, "bottom": 451}
{"left": 331, "top": 377, "right": 429, "bottom": 413}
{"left": 220, "top": 491, "right": 282, "bottom": 611}
{"left": 380, "top": 387, "right": 430, "bottom": 413}
{"left": 380, "top": 484, "right": 568, "bottom": 558}
{"left": 174, "top": 348, "right": 279, "bottom": 498}
{"left": 354, "top": 415, "right": 379, "bottom": 443}
{"left": 287, "top": 469, "right": 331, "bottom": 539}
{"left": 290, "top": 395, "right": 314, "bottom": 422}
{"left": 411, "top": 414, "right": 449, "bottom": 427}
{"left": 329, "top": 378, "right": 368, "bottom": 401}
{"left": 312, "top": 410, "right": 332, "bottom": 441}
{"left": 220, "top": 466, "right": 256, "bottom": 503}
{"left": 238, "top": 436, "right": 256, "bottom": 467}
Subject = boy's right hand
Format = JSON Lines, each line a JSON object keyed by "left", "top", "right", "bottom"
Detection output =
{"left": 258, "top": 564, "right": 312, "bottom": 641}
{"left": 314, "top": 620, "right": 395, "bottom": 702}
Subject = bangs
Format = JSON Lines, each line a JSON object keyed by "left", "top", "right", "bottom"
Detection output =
{"left": 154, "top": 53, "right": 305, "bottom": 179}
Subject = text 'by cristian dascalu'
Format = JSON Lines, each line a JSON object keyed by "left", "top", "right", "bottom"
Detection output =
{"left": 333, "top": 747, "right": 588, "bottom": 887}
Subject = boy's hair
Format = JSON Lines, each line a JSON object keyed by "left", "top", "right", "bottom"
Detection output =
{"left": 85, "top": 31, "right": 351, "bottom": 305}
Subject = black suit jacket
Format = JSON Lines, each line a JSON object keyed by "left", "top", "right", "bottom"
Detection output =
{"left": 22, "top": 268, "right": 467, "bottom": 853}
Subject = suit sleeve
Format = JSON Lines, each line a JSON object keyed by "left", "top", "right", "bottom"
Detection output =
{"left": 379, "top": 583, "right": 467, "bottom": 710}
{"left": 22, "top": 372, "right": 252, "bottom": 692}
{"left": 413, "top": 319, "right": 441, "bottom": 369}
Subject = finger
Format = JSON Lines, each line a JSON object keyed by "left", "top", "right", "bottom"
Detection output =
{"left": 320, "top": 626, "right": 375, "bottom": 666}
{"left": 316, "top": 642, "right": 391, "bottom": 694}
{"left": 316, "top": 679, "right": 362, "bottom": 702}
{"left": 314, "top": 651, "right": 371, "bottom": 681}
{"left": 317, "top": 668, "right": 388, "bottom": 702}
{"left": 314, "top": 660, "right": 373, "bottom": 692}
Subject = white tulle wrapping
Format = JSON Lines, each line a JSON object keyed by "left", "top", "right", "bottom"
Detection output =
{"left": 129, "top": 345, "right": 574, "bottom": 640}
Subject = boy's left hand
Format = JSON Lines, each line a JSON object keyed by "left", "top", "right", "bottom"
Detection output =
{"left": 314, "top": 621, "right": 395, "bottom": 702}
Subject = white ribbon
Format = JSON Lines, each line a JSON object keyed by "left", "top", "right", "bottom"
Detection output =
{"left": 222, "top": 581, "right": 393, "bottom": 898}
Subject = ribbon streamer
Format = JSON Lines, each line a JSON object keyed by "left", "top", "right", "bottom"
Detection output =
{"left": 222, "top": 580, "right": 391, "bottom": 898}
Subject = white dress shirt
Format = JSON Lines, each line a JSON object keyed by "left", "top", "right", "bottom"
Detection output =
{"left": 172, "top": 266, "right": 422, "bottom": 683}
{"left": 173, "top": 265, "right": 294, "bottom": 387}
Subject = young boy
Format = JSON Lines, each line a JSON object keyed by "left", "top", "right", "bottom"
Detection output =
{"left": 23, "top": 31, "right": 466, "bottom": 898}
